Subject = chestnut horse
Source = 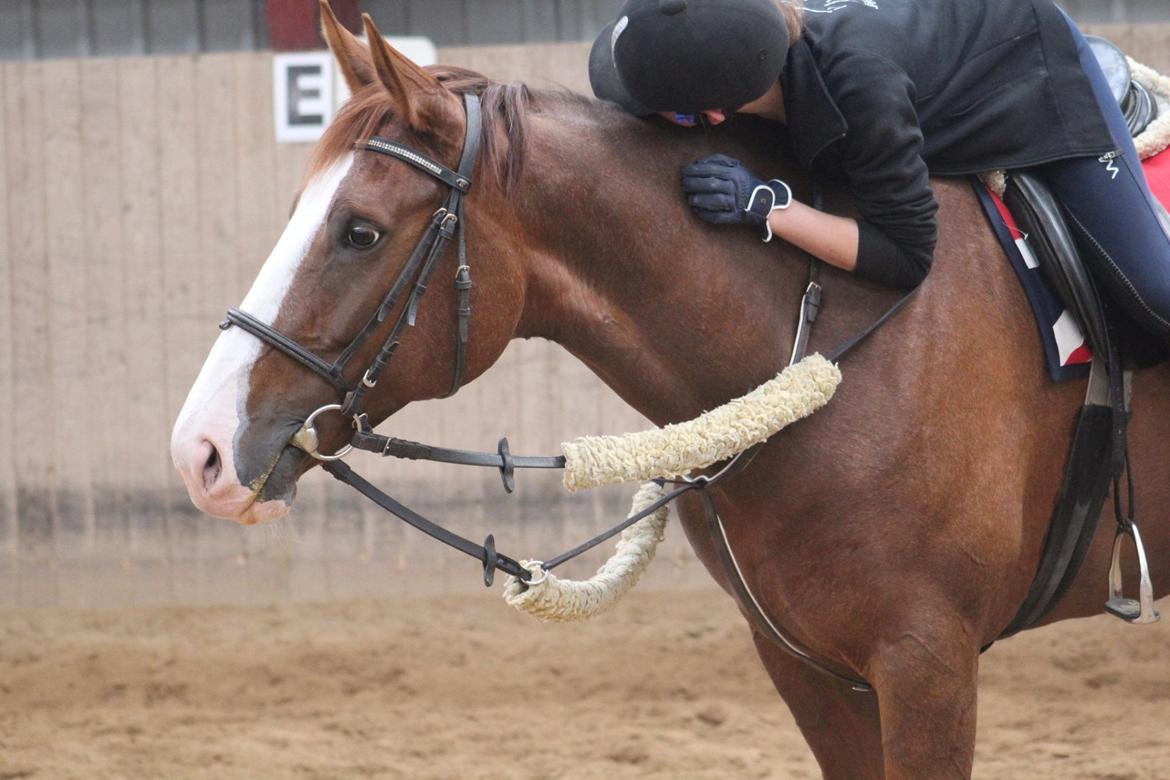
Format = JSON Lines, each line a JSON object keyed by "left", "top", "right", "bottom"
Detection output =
{"left": 170, "top": 9, "right": 1170, "bottom": 778}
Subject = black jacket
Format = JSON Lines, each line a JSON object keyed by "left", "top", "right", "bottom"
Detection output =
{"left": 780, "top": 0, "right": 1115, "bottom": 288}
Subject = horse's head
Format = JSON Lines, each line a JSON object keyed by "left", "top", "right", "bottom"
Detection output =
{"left": 171, "top": 4, "right": 528, "bottom": 524}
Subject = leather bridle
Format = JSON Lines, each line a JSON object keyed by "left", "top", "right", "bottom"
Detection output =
{"left": 222, "top": 93, "right": 484, "bottom": 459}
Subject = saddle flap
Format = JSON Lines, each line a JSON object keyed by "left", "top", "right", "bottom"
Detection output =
{"left": 1002, "top": 172, "right": 1109, "bottom": 357}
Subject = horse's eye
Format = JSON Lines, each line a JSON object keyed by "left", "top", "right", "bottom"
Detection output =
{"left": 346, "top": 224, "right": 381, "bottom": 249}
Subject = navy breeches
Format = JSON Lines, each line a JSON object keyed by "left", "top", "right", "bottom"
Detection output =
{"left": 1035, "top": 16, "right": 1170, "bottom": 337}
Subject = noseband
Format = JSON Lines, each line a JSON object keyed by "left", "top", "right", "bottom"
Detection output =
{"left": 222, "top": 93, "right": 484, "bottom": 458}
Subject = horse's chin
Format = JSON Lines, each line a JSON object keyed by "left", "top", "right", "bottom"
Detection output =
{"left": 246, "top": 444, "right": 309, "bottom": 520}
{"left": 235, "top": 497, "right": 292, "bottom": 525}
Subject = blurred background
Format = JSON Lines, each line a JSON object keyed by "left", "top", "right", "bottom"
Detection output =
{"left": 1, "top": 0, "right": 1169, "bottom": 610}
{"left": 3, "top": 0, "right": 1170, "bottom": 56}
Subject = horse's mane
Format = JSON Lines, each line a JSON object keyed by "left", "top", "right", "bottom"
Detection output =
{"left": 307, "top": 63, "right": 798, "bottom": 211}
{"left": 309, "top": 66, "right": 592, "bottom": 192}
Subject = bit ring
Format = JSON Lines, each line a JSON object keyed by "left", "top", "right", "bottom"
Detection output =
{"left": 291, "top": 404, "right": 355, "bottom": 461}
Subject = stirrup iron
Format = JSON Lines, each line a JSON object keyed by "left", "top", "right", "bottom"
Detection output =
{"left": 1104, "top": 521, "right": 1160, "bottom": 624}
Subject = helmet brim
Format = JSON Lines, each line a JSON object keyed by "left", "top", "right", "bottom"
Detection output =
{"left": 589, "top": 20, "right": 656, "bottom": 117}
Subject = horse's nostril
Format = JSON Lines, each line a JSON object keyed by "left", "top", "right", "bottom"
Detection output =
{"left": 201, "top": 441, "right": 222, "bottom": 492}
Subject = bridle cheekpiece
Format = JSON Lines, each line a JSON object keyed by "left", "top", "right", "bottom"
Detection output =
{"left": 222, "top": 93, "right": 484, "bottom": 459}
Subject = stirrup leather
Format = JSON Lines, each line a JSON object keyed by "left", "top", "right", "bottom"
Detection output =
{"left": 1104, "top": 519, "right": 1160, "bottom": 624}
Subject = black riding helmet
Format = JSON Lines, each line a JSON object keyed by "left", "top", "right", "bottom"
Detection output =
{"left": 589, "top": 0, "right": 791, "bottom": 116}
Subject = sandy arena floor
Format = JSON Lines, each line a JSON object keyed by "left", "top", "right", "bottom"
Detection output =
{"left": 1, "top": 585, "right": 1167, "bottom": 779}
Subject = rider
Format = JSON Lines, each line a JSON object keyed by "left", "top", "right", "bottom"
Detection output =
{"left": 589, "top": 0, "right": 1170, "bottom": 338}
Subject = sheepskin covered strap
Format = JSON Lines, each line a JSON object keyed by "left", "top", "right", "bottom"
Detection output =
{"left": 560, "top": 354, "right": 842, "bottom": 492}
{"left": 502, "top": 481, "right": 670, "bottom": 621}
{"left": 505, "top": 354, "right": 842, "bottom": 622}
{"left": 1130, "top": 58, "right": 1170, "bottom": 160}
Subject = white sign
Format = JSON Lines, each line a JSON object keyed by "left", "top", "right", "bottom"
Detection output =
{"left": 274, "top": 37, "right": 438, "bottom": 144}
{"left": 274, "top": 51, "right": 334, "bottom": 143}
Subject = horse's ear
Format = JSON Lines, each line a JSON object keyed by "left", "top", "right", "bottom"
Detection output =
{"left": 362, "top": 13, "right": 454, "bottom": 131}
{"left": 319, "top": 0, "right": 375, "bottom": 92}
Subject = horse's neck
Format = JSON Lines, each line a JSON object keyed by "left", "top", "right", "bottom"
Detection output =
{"left": 510, "top": 110, "right": 810, "bottom": 426}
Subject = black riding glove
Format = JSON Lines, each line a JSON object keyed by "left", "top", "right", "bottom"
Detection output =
{"left": 681, "top": 154, "right": 792, "bottom": 242}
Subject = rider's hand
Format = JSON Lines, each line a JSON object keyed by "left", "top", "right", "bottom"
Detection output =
{"left": 681, "top": 154, "right": 792, "bottom": 241}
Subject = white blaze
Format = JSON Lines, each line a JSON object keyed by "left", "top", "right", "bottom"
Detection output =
{"left": 171, "top": 154, "right": 354, "bottom": 486}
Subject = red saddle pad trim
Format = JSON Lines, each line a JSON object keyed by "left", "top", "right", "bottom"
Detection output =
{"left": 1143, "top": 145, "right": 1170, "bottom": 207}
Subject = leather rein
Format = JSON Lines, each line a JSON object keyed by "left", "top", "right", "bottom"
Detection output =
{"left": 220, "top": 93, "right": 918, "bottom": 692}
{"left": 219, "top": 93, "right": 692, "bottom": 589}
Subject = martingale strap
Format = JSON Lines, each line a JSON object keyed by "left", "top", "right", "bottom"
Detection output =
{"left": 699, "top": 489, "right": 871, "bottom": 691}
{"left": 223, "top": 111, "right": 923, "bottom": 691}
{"left": 302, "top": 179, "right": 911, "bottom": 693}
{"left": 327, "top": 427, "right": 875, "bottom": 691}
{"left": 322, "top": 459, "right": 531, "bottom": 585}
{"left": 324, "top": 435, "right": 746, "bottom": 583}
{"left": 794, "top": 187, "right": 921, "bottom": 366}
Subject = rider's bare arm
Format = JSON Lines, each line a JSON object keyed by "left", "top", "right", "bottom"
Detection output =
{"left": 766, "top": 203, "right": 859, "bottom": 273}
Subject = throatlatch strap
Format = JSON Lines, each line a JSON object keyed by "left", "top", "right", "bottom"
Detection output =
{"left": 444, "top": 95, "right": 481, "bottom": 397}
{"left": 450, "top": 261, "right": 472, "bottom": 397}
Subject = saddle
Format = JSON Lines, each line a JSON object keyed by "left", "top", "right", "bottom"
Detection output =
{"left": 993, "top": 172, "right": 1160, "bottom": 633}
{"left": 986, "top": 35, "right": 1163, "bottom": 634}
{"left": 1088, "top": 35, "right": 1159, "bottom": 138}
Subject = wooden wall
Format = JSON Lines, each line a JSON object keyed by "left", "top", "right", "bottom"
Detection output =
{"left": 4, "top": 1, "right": 1169, "bottom": 61}
{"left": 0, "top": 41, "right": 678, "bottom": 609}
{"left": 0, "top": 0, "right": 620, "bottom": 59}
{"left": 1, "top": 27, "right": 1168, "bottom": 607}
